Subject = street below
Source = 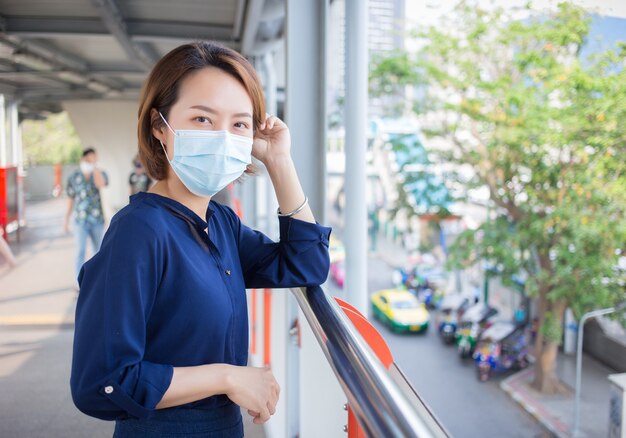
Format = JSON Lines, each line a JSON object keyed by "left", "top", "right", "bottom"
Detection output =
{"left": 325, "top": 248, "right": 545, "bottom": 438}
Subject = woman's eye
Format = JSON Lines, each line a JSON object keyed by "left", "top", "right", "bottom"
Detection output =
{"left": 234, "top": 122, "right": 249, "bottom": 129}
{"left": 195, "top": 116, "right": 211, "bottom": 124}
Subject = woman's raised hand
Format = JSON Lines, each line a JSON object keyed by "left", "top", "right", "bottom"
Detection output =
{"left": 252, "top": 114, "right": 291, "bottom": 165}
{"left": 225, "top": 365, "right": 280, "bottom": 424}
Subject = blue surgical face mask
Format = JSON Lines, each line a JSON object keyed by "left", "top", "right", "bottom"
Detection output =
{"left": 158, "top": 112, "right": 253, "bottom": 197}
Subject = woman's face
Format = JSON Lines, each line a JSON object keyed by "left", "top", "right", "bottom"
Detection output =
{"left": 153, "top": 66, "right": 255, "bottom": 161}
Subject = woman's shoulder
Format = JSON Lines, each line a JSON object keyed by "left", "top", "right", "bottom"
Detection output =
{"left": 109, "top": 194, "right": 171, "bottom": 237}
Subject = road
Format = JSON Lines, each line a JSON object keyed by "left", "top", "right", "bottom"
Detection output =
{"left": 326, "top": 255, "right": 545, "bottom": 438}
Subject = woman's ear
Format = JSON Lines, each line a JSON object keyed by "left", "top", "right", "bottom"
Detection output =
{"left": 150, "top": 108, "right": 166, "bottom": 145}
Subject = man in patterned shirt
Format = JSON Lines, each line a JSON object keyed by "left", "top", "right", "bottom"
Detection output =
{"left": 64, "top": 148, "right": 109, "bottom": 279}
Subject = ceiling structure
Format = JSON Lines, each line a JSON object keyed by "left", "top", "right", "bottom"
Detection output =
{"left": 0, "top": 0, "right": 284, "bottom": 119}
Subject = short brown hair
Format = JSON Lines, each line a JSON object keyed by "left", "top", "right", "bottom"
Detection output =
{"left": 137, "top": 41, "right": 266, "bottom": 180}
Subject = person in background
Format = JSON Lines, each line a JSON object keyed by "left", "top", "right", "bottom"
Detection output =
{"left": 128, "top": 154, "right": 152, "bottom": 196}
{"left": 64, "top": 147, "right": 108, "bottom": 280}
{"left": 0, "top": 230, "right": 17, "bottom": 268}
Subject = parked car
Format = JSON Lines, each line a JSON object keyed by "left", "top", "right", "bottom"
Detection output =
{"left": 371, "top": 289, "right": 430, "bottom": 333}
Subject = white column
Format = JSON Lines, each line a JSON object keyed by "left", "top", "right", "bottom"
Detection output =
{"left": 0, "top": 95, "right": 6, "bottom": 167}
{"left": 9, "top": 101, "right": 20, "bottom": 167}
{"left": 344, "top": 0, "right": 369, "bottom": 315}
{"left": 8, "top": 101, "right": 25, "bottom": 225}
{"left": 262, "top": 52, "right": 279, "bottom": 239}
{"left": 285, "top": 3, "right": 327, "bottom": 220}
{"left": 286, "top": 1, "right": 344, "bottom": 437}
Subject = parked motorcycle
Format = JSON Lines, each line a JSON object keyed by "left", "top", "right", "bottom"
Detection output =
{"left": 392, "top": 265, "right": 447, "bottom": 309}
{"left": 473, "top": 321, "right": 529, "bottom": 381}
{"left": 437, "top": 294, "right": 470, "bottom": 344}
{"left": 455, "top": 303, "right": 498, "bottom": 359}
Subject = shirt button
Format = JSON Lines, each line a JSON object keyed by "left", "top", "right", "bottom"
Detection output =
{"left": 225, "top": 269, "right": 231, "bottom": 276}
{"left": 104, "top": 386, "right": 114, "bottom": 394}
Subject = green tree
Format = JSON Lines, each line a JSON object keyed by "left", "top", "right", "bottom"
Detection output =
{"left": 387, "top": 133, "right": 453, "bottom": 219}
{"left": 22, "top": 112, "right": 82, "bottom": 166}
{"left": 371, "top": 2, "right": 626, "bottom": 393}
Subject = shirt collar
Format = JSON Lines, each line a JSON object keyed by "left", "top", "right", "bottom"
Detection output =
{"left": 132, "top": 192, "right": 214, "bottom": 230}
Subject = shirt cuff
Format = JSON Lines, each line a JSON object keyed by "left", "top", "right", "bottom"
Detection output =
{"left": 101, "top": 362, "right": 173, "bottom": 419}
{"left": 279, "top": 216, "right": 332, "bottom": 246}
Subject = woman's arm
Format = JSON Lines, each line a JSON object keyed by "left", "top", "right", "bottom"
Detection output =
{"left": 72, "top": 215, "right": 173, "bottom": 421}
{"left": 64, "top": 199, "right": 74, "bottom": 233}
{"left": 252, "top": 115, "right": 315, "bottom": 224}
{"left": 93, "top": 167, "right": 107, "bottom": 189}
{"left": 265, "top": 155, "right": 314, "bottom": 224}
{"left": 157, "top": 364, "right": 279, "bottom": 424}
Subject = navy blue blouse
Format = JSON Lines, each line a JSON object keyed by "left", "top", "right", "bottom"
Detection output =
{"left": 70, "top": 192, "right": 331, "bottom": 421}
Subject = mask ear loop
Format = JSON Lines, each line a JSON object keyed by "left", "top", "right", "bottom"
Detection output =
{"left": 157, "top": 112, "right": 176, "bottom": 159}
{"left": 159, "top": 140, "right": 169, "bottom": 159}
{"left": 158, "top": 112, "right": 176, "bottom": 135}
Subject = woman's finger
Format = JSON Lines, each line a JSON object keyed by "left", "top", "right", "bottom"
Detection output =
{"left": 253, "top": 406, "right": 271, "bottom": 424}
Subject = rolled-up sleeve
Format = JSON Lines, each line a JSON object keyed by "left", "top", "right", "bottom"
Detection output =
{"left": 223, "top": 205, "right": 332, "bottom": 288}
{"left": 70, "top": 213, "right": 173, "bottom": 421}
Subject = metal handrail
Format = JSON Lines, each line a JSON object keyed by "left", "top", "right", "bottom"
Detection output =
{"left": 291, "top": 286, "right": 449, "bottom": 438}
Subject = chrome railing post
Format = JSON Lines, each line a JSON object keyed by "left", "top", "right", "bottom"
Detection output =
{"left": 291, "top": 286, "right": 449, "bottom": 437}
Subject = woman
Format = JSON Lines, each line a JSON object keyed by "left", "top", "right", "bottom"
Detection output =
{"left": 71, "top": 41, "right": 331, "bottom": 437}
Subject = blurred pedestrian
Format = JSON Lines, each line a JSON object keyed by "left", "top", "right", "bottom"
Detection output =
{"left": 0, "top": 230, "right": 17, "bottom": 268}
{"left": 64, "top": 147, "right": 108, "bottom": 279}
{"left": 128, "top": 154, "right": 152, "bottom": 195}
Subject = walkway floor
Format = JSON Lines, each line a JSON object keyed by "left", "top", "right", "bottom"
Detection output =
{"left": 0, "top": 198, "right": 265, "bottom": 438}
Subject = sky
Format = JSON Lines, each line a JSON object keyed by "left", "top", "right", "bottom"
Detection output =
{"left": 403, "top": 0, "right": 626, "bottom": 51}
{"left": 405, "top": 0, "right": 626, "bottom": 24}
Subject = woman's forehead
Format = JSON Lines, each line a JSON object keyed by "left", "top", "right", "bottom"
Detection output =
{"left": 175, "top": 67, "right": 253, "bottom": 115}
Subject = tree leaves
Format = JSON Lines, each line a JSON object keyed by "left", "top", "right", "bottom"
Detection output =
{"left": 370, "top": 1, "right": 626, "bottom": 319}
{"left": 22, "top": 112, "right": 82, "bottom": 166}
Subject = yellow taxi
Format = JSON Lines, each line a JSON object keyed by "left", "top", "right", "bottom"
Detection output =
{"left": 371, "top": 289, "right": 430, "bottom": 333}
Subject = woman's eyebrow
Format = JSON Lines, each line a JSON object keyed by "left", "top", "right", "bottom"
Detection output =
{"left": 189, "top": 105, "right": 252, "bottom": 119}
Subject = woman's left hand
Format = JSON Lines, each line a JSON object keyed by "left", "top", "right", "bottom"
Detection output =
{"left": 252, "top": 114, "right": 291, "bottom": 165}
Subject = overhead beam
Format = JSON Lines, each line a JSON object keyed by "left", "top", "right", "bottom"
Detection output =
{"left": 0, "top": 35, "right": 87, "bottom": 71}
{"left": 1, "top": 15, "right": 235, "bottom": 45}
{"left": 241, "top": 0, "right": 266, "bottom": 55}
{"left": 0, "top": 33, "right": 124, "bottom": 92}
{"left": 83, "top": 63, "right": 144, "bottom": 75}
{"left": 91, "top": 0, "right": 157, "bottom": 71}
{"left": 261, "top": 1, "right": 285, "bottom": 21}
{"left": 232, "top": 0, "right": 247, "bottom": 39}
{"left": 1, "top": 16, "right": 108, "bottom": 36}
{"left": 0, "top": 82, "right": 17, "bottom": 95}
{"left": 247, "top": 38, "right": 284, "bottom": 56}
{"left": 18, "top": 89, "right": 140, "bottom": 103}
{"left": 129, "top": 21, "right": 233, "bottom": 43}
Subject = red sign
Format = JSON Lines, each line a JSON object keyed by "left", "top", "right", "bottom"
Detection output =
{"left": 0, "top": 166, "right": 19, "bottom": 238}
